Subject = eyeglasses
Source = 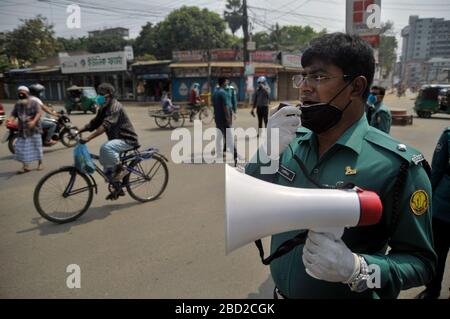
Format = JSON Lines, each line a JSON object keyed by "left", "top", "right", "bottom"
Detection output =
{"left": 292, "top": 74, "right": 353, "bottom": 88}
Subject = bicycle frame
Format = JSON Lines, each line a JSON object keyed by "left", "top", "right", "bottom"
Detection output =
{"left": 63, "top": 147, "right": 165, "bottom": 198}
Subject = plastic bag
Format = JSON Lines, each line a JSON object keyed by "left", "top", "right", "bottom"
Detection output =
{"left": 73, "top": 143, "right": 96, "bottom": 175}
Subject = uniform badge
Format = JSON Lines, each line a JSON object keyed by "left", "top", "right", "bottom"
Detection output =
{"left": 345, "top": 166, "right": 357, "bottom": 175}
{"left": 411, "top": 154, "right": 425, "bottom": 165}
{"left": 410, "top": 190, "right": 429, "bottom": 216}
{"left": 278, "top": 164, "right": 296, "bottom": 182}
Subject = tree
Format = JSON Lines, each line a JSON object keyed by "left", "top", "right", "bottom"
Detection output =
{"left": 0, "top": 32, "right": 11, "bottom": 71}
{"left": 57, "top": 37, "right": 88, "bottom": 52}
{"left": 134, "top": 22, "right": 160, "bottom": 57}
{"left": 254, "top": 25, "right": 326, "bottom": 51}
{"left": 155, "top": 6, "right": 232, "bottom": 59}
{"left": 4, "top": 15, "right": 59, "bottom": 67}
{"left": 86, "top": 34, "right": 129, "bottom": 53}
{"left": 378, "top": 21, "right": 397, "bottom": 79}
{"left": 224, "top": 0, "right": 243, "bottom": 36}
{"left": 134, "top": 53, "right": 157, "bottom": 62}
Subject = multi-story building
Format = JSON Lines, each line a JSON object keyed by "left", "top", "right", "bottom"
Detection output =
{"left": 400, "top": 16, "right": 450, "bottom": 86}
{"left": 426, "top": 57, "right": 450, "bottom": 83}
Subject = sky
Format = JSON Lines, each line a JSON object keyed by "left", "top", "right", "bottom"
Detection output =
{"left": 1, "top": 0, "right": 449, "bottom": 59}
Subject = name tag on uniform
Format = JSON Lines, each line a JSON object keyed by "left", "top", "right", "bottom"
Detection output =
{"left": 278, "top": 165, "right": 296, "bottom": 182}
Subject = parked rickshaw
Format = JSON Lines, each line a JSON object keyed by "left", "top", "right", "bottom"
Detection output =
{"left": 414, "top": 84, "right": 450, "bottom": 118}
{"left": 149, "top": 93, "right": 214, "bottom": 129}
{"left": 65, "top": 86, "right": 98, "bottom": 114}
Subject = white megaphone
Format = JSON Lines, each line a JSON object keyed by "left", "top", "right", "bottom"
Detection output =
{"left": 225, "top": 165, "right": 382, "bottom": 254}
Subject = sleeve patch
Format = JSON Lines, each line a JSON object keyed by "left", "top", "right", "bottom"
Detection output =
{"left": 410, "top": 190, "right": 429, "bottom": 216}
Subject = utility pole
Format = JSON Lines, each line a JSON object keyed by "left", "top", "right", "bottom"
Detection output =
{"left": 242, "top": 0, "right": 252, "bottom": 107}
{"left": 207, "top": 30, "right": 212, "bottom": 95}
{"left": 242, "top": 0, "right": 250, "bottom": 63}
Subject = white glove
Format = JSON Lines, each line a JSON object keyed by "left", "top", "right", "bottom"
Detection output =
{"left": 302, "top": 231, "right": 360, "bottom": 283}
{"left": 263, "top": 105, "right": 301, "bottom": 159}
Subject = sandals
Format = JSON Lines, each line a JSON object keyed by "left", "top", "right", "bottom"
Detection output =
{"left": 17, "top": 167, "right": 31, "bottom": 174}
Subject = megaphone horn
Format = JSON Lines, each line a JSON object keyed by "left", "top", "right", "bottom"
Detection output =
{"left": 225, "top": 165, "right": 382, "bottom": 254}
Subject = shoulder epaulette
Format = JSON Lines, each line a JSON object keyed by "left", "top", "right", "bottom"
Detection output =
{"left": 365, "top": 127, "right": 425, "bottom": 165}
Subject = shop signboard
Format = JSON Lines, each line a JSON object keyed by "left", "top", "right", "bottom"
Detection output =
{"left": 60, "top": 51, "right": 127, "bottom": 74}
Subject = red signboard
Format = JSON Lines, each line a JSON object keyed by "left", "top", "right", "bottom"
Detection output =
{"left": 251, "top": 51, "right": 278, "bottom": 63}
{"left": 211, "top": 49, "right": 242, "bottom": 61}
{"left": 360, "top": 35, "right": 380, "bottom": 47}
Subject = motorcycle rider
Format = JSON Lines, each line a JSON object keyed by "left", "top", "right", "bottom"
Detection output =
{"left": 29, "top": 84, "right": 59, "bottom": 146}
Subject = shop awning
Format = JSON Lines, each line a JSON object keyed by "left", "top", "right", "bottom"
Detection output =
{"left": 169, "top": 62, "right": 207, "bottom": 68}
{"left": 137, "top": 73, "right": 169, "bottom": 80}
{"left": 131, "top": 60, "right": 172, "bottom": 67}
{"left": 28, "top": 66, "right": 61, "bottom": 73}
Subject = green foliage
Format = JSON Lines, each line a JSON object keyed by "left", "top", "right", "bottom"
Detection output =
{"left": 57, "top": 37, "right": 88, "bottom": 52}
{"left": 155, "top": 6, "right": 231, "bottom": 59}
{"left": 378, "top": 21, "right": 397, "bottom": 78}
{"left": 134, "top": 22, "right": 160, "bottom": 57}
{"left": 135, "top": 53, "right": 157, "bottom": 62}
{"left": 86, "top": 34, "right": 128, "bottom": 53}
{"left": 0, "top": 54, "right": 10, "bottom": 72}
{"left": 224, "top": 0, "right": 243, "bottom": 35}
{"left": 254, "top": 25, "right": 326, "bottom": 51}
{"left": 379, "top": 35, "right": 397, "bottom": 78}
{"left": 4, "top": 15, "right": 59, "bottom": 66}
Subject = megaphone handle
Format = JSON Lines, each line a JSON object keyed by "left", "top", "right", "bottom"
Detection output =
{"left": 305, "top": 227, "right": 345, "bottom": 280}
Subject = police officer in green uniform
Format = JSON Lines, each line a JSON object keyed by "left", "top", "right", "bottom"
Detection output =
{"left": 245, "top": 33, "right": 436, "bottom": 299}
{"left": 416, "top": 126, "right": 450, "bottom": 299}
{"left": 368, "top": 86, "right": 392, "bottom": 134}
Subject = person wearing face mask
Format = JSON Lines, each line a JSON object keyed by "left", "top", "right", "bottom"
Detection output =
{"left": 78, "top": 83, "right": 139, "bottom": 195}
{"left": 367, "top": 86, "right": 392, "bottom": 134}
{"left": 245, "top": 33, "right": 436, "bottom": 299}
{"left": 251, "top": 76, "right": 271, "bottom": 131}
{"left": 6, "top": 86, "right": 43, "bottom": 173}
{"left": 365, "top": 92, "right": 376, "bottom": 123}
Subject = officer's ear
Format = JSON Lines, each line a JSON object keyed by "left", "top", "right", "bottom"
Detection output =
{"left": 350, "top": 76, "right": 368, "bottom": 98}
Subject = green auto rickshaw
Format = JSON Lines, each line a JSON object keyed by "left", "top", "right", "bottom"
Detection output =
{"left": 414, "top": 84, "right": 450, "bottom": 118}
{"left": 65, "top": 85, "right": 98, "bottom": 114}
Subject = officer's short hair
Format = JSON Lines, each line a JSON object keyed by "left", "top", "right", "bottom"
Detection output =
{"left": 301, "top": 32, "right": 375, "bottom": 99}
{"left": 371, "top": 85, "right": 386, "bottom": 96}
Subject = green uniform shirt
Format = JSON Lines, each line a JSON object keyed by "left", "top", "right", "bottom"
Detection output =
{"left": 225, "top": 85, "right": 238, "bottom": 113}
{"left": 370, "top": 101, "right": 392, "bottom": 134}
{"left": 431, "top": 127, "right": 450, "bottom": 223}
{"left": 245, "top": 115, "right": 436, "bottom": 299}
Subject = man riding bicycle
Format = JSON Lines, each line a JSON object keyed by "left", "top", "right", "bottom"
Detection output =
{"left": 187, "top": 82, "right": 202, "bottom": 122}
{"left": 78, "top": 83, "right": 139, "bottom": 186}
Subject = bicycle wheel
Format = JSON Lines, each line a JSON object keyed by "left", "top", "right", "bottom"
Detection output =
{"left": 34, "top": 166, "right": 94, "bottom": 223}
{"left": 154, "top": 111, "right": 169, "bottom": 128}
{"left": 125, "top": 154, "right": 169, "bottom": 202}
{"left": 59, "top": 128, "right": 79, "bottom": 148}
{"left": 199, "top": 106, "right": 214, "bottom": 125}
{"left": 169, "top": 111, "right": 185, "bottom": 129}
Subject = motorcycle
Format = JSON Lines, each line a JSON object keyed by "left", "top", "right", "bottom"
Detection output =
{"left": 2, "top": 111, "right": 80, "bottom": 154}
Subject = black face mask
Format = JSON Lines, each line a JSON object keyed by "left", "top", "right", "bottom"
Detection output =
{"left": 300, "top": 80, "right": 354, "bottom": 134}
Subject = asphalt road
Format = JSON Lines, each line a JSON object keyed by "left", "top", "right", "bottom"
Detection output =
{"left": 0, "top": 93, "right": 448, "bottom": 299}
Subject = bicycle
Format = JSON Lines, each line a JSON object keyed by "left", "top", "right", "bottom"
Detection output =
{"left": 33, "top": 141, "right": 169, "bottom": 224}
{"left": 188, "top": 102, "right": 214, "bottom": 125}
